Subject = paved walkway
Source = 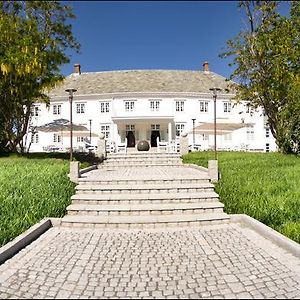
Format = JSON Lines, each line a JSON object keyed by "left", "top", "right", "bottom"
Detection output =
{"left": 1, "top": 164, "right": 300, "bottom": 299}
{"left": 1, "top": 223, "right": 300, "bottom": 299}
{"left": 81, "top": 166, "right": 209, "bottom": 181}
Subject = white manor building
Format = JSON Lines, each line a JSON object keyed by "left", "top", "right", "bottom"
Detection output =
{"left": 25, "top": 62, "right": 277, "bottom": 153}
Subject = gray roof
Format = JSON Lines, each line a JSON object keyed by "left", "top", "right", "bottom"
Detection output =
{"left": 49, "top": 70, "right": 234, "bottom": 97}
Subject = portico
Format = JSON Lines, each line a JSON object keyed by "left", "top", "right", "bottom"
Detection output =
{"left": 111, "top": 116, "right": 174, "bottom": 148}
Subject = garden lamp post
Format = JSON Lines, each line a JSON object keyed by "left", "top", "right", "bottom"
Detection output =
{"left": 191, "top": 118, "right": 196, "bottom": 150}
{"left": 65, "top": 88, "right": 77, "bottom": 161}
{"left": 209, "top": 87, "right": 222, "bottom": 160}
{"left": 89, "top": 119, "right": 92, "bottom": 144}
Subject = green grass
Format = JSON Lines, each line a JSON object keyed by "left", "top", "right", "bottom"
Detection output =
{"left": 0, "top": 155, "right": 75, "bottom": 246}
{"left": 183, "top": 151, "right": 300, "bottom": 244}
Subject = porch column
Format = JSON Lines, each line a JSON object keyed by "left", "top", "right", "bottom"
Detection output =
{"left": 168, "top": 122, "right": 172, "bottom": 143}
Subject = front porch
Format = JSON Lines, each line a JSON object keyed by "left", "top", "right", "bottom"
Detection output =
{"left": 109, "top": 117, "right": 179, "bottom": 153}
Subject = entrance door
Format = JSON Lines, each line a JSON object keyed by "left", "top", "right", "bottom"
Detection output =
{"left": 151, "top": 131, "right": 160, "bottom": 147}
{"left": 126, "top": 131, "right": 135, "bottom": 147}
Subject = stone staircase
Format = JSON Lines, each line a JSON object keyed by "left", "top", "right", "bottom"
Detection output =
{"left": 102, "top": 152, "right": 182, "bottom": 168}
{"left": 61, "top": 153, "right": 229, "bottom": 228}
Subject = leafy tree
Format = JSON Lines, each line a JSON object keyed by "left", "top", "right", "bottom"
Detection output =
{"left": 0, "top": 1, "right": 80, "bottom": 153}
{"left": 221, "top": 1, "right": 300, "bottom": 153}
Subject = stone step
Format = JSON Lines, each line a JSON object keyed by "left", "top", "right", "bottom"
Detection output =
{"left": 67, "top": 202, "right": 224, "bottom": 216}
{"left": 99, "top": 163, "right": 183, "bottom": 168}
{"left": 71, "top": 191, "right": 219, "bottom": 204}
{"left": 102, "top": 161, "right": 182, "bottom": 166}
{"left": 60, "top": 212, "right": 230, "bottom": 228}
{"left": 78, "top": 177, "right": 210, "bottom": 185}
{"left": 105, "top": 156, "right": 181, "bottom": 160}
{"left": 107, "top": 153, "right": 181, "bottom": 158}
{"left": 75, "top": 182, "right": 215, "bottom": 194}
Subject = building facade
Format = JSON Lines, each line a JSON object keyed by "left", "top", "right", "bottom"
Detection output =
{"left": 26, "top": 63, "right": 277, "bottom": 153}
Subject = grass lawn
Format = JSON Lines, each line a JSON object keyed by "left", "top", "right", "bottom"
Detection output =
{"left": 0, "top": 155, "right": 75, "bottom": 246}
{"left": 183, "top": 151, "right": 300, "bottom": 244}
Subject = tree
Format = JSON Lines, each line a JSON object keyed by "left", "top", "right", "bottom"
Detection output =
{"left": 221, "top": 1, "right": 300, "bottom": 154}
{"left": 0, "top": 1, "right": 80, "bottom": 153}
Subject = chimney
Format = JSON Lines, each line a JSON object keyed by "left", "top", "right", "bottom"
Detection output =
{"left": 73, "top": 63, "right": 81, "bottom": 75}
{"left": 203, "top": 61, "right": 209, "bottom": 73}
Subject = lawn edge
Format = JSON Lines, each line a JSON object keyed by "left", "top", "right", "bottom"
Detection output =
{"left": 231, "top": 214, "right": 300, "bottom": 258}
{"left": 0, "top": 218, "right": 60, "bottom": 265}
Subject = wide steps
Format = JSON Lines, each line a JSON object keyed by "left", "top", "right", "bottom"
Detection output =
{"left": 107, "top": 153, "right": 181, "bottom": 159}
{"left": 75, "top": 182, "right": 215, "bottom": 194}
{"left": 71, "top": 191, "right": 219, "bottom": 204}
{"left": 78, "top": 178, "right": 210, "bottom": 185}
{"left": 61, "top": 212, "right": 230, "bottom": 228}
{"left": 100, "top": 163, "right": 183, "bottom": 168}
{"left": 67, "top": 202, "right": 224, "bottom": 216}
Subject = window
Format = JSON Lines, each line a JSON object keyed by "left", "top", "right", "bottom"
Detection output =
{"left": 266, "top": 127, "right": 270, "bottom": 138}
{"left": 266, "top": 143, "right": 270, "bottom": 152}
{"left": 246, "top": 127, "right": 254, "bottom": 140}
{"left": 176, "top": 101, "right": 184, "bottom": 112}
{"left": 100, "top": 125, "right": 110, "bottom": 139}
{"left": 224, "top": 133, "right": 232, "bottom": 141}
{"left": 151, "top": 124, "right": 160, "bottom": 130}
{"left": 202, "top": 134, "right": 209, "bottom": 141}
{"left": 31, "top": 133, "right": 39, "bottom": 144}
{"left": 199, "top": 101, "right": 208, "bottom": 113}
{"left": 125, "top": 101, "right": 135, "bottom": 112}
{"left": 31, "top": 106, "right": 39, "bottom": 117}
{"left": 100, "top": 102, "right": 110, "bottom": 113}
{"left": 223, "top": 102, "right": 232, "bottom": 113}
{"left": 150, "top": 100, "right": 160, "bottom": 111}
{"left": 76, "top": 103, "right": 85, "bottom": 114}
{"left": 77, "top": 136, "right": 87, "bottom": 143}
{"left": 53, "top": 104, "right": 61, "bottom": 115}
{"left": 175, "top": 123, "right": 185, "bottom": 137}
{"left": 53, "top": 133, "right": 61, "bottom": 143}
{"left": 126, "top": 124, "right": 135, "bottom": 131}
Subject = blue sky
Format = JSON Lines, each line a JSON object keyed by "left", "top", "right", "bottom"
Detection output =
{"left": 61, "top": 1, "right": 290, "bottom": 79}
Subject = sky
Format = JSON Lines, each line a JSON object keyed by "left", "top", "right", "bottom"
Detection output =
{"left": 61, "top": 1, "right": 290, "bottom": 79}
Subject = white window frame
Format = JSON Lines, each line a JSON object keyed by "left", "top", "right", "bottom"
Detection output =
{"left": 224, "top": 133, "right": 232, "bottom": 141}
{"left": 31, "top": 133, "right": 39, "bottom": 144}
{"left": 31, "top": 106, "right": 39, "bottom": 117}
{"left": 202, "top": 134, "right": 209, "bottom": 141}
{"left": 76, "top": 103, "right": 85, "bottom": 114}
{"left": 175, "top": 123, "right": 185, "bottom": 137}
{"left": 151, "top": 124, "right": 160, "bottom": 130}
{"left": 223, "top": 102, "right": 232, "bottom": 113}
{"left": 246, "top": 127, "right": 255, "bottom": 141}
{"left": 53, "top": 104, "right": 61, "bottom": 115}
{"left": 77, "top": 136, "right": 87, "bottom": 143}
{"left": 150, "top": 100, "right": 160, "bottom": 111}
{"left": 53, "top": 133, "right": 61, "bottom": 143}
{"left": 175, "top": 100, "right": 185, "bottom": 112}
{"left": 199, "top": 101, "right": 208, "bottom": 113}
{"left": 266, "top": 127, "right": 270, "bottom": 138}
{"left": 100, "top": 124, "right": 111, "bottom": 139}
{"left": 100, "top": 102, "right": 110, "bottom": 113}
{"left": 125, "top": 101, "right": 135, "bottom": 112}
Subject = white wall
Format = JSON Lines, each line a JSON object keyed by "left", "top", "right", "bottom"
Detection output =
{"left": 26, "top": 94, "right": 277, "bottom": 152}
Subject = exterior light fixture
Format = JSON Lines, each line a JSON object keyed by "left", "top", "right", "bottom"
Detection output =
{"left": 191, "top": 118, "right": 196, "bottom": 150}
{"left": 209, "top": 87, "right": 222, "bottom": 160}
{"left": 65, "top": 88, "right": 77, "bottom": 161}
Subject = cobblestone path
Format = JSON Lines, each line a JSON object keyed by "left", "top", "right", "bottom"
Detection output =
{"left": 1, "top": 223, "right": 300, "bottom": 299}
